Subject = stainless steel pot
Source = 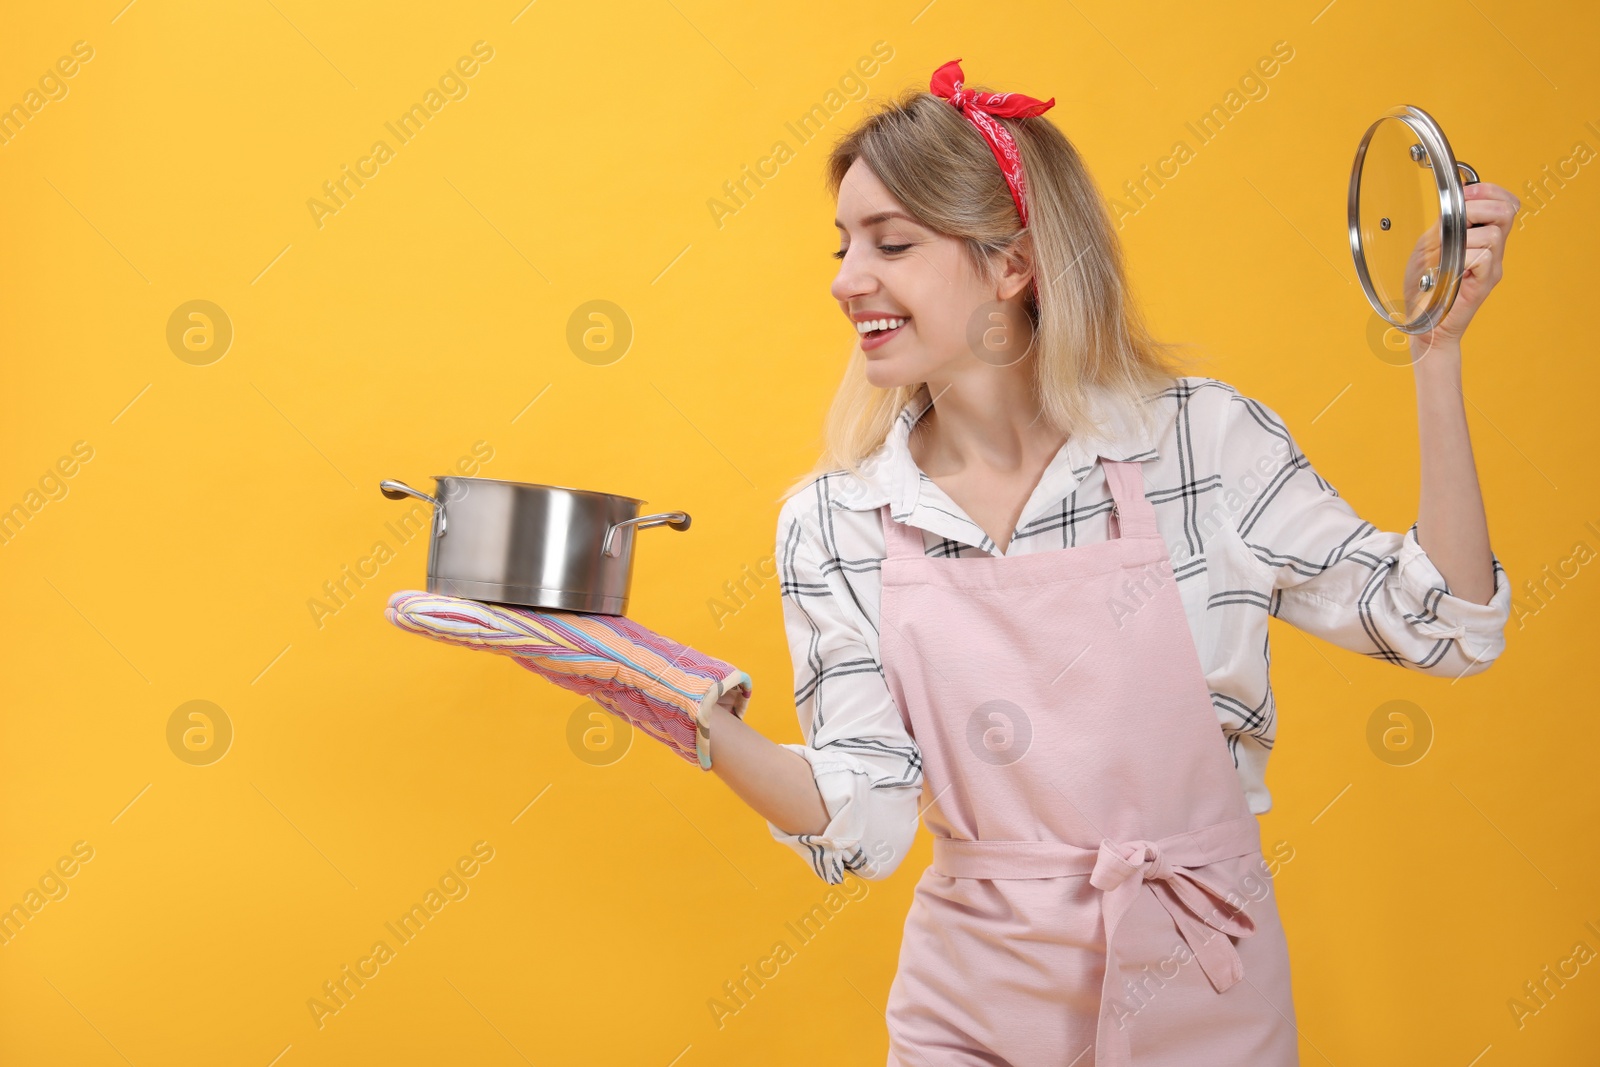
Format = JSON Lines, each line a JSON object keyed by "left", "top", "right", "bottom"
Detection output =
{"left": 378, "top": 476, "right": 690, "bottom": 615}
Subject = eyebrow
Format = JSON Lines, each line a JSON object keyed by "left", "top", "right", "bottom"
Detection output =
{"left": 834, "top": 210, "right": 921, "bottom": 230}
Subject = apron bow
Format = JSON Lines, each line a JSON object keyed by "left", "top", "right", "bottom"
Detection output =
{"left": 1088, "top": 831, "right": 1261, "bottom": 1067}
{"left": 1090, "top": 834, "right": 1257, "bottom": 992}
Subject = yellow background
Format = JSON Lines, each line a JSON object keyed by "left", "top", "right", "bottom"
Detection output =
{"left": 2, "top": 1, "right": 1595, "bottom": 1063}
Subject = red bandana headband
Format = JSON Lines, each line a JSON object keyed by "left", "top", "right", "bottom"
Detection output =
{"left": 930, "top": 58, "right": 1055, "bottom": 227}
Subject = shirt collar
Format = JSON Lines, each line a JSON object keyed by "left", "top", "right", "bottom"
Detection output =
{"left": 825, "top": 380, "right": 1170, "bottom": 551}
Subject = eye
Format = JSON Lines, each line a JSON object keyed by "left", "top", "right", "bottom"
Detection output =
{"left": 831, "top": 243, "right": 913, "bottom": 260}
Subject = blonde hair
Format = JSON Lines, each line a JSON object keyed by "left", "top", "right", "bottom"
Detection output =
{"left": 780, "top": 79, "right": 1209, "bottom": 504}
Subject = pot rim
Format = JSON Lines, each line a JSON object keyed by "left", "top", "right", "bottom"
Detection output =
{"left": 430, "top": 474, "right": 647, "bottom": 506}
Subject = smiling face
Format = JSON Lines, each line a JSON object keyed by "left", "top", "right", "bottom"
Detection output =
{"left": 830, "top": 157, "right": 1033, "bottom": 390}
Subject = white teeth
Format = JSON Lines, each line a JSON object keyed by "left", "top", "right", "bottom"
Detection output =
{"left": 857, "top": 317, "right": 907, "bottom": 334}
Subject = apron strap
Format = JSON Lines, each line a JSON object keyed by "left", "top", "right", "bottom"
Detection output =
{"left": 878, "top": 504, "right": 928, "bottom": 560}
{"left": 1100, "top": 459, "right": 1157, "bottom": 539}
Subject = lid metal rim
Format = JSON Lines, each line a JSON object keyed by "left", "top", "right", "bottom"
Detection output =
{"left": 1347, "top": 104, "right": 1470, "bottom": 336}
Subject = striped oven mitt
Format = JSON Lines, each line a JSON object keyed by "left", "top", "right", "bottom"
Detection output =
{"left": 384, "top": 590, "right": 752, "bottom": 770}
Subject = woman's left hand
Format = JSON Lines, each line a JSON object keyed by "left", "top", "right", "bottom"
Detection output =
{"left": 384, "top": 590, "right": 753, "bottom": 770}
{"left": 1412, "top": 180, "right": 1522, "bottom": 353}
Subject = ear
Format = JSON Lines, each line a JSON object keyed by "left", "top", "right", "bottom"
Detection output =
{"left": 994, "top": 232, "right": 1035, "bottom": 302}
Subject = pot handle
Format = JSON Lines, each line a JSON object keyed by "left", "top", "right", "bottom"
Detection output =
{"left": 602, "top": 511, "right": 691, "bottom": 558}
{"left": 379, "top": 479, "right": 447, "bottom": 535}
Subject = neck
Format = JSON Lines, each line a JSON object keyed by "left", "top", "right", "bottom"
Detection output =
{"left": 910, "top": 365, "right": 1066, "bottom": 477}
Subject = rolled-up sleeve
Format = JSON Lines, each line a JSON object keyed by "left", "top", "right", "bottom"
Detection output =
{"left": 1222, "top": 390, "right": 1512, "bottom": 677}
{"left": 767, "top": 497, "right": 924, "bottom": 884}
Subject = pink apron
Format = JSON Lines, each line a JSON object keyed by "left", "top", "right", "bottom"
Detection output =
{"left": 878, "top": 458, "right": 1300, "bottom": 1066}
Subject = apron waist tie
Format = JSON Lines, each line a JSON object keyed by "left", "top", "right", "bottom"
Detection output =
{"left": 931, "top": 814, "right": 1264, "bottom": 1067}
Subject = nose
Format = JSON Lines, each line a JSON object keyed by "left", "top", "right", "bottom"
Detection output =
{"left": 830, "top": 246, "right": 876, "bottom": 306}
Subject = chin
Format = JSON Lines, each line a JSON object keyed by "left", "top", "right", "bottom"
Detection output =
{"left": 863, "top": 356, "right": 922, "bottom": 391}
{"left": 863, "top": 363, "right": 904, "bottom": 390}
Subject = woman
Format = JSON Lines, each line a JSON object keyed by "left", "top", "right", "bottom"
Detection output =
{"left": 389, "top": 59, "right": 1518, "bottom": 1066}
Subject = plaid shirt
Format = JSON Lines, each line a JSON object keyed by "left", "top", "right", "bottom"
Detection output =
{"left": 769, "top": 376, "right": 1512, "bottom": 885}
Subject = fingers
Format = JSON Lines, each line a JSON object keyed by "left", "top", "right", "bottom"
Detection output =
{"left": 1463, "top": 244, "right": 1496, "bottom": 279}
{"left": 1464, "top": 180, "right": 1521, "bottom": 214}
{"left": 384, "top": 590, "right": 560, "bottom": 652}
{"left": 1455, "top": 181, "right": 1519, "bottom": 284}
{"left": 1462, "top": 219, "right": 1510, "bottom": 282}
{"left": 1465, "top": 221, "right": 1505, "bottom": 250}
{"left": 1462, "top": 227, "right": 1500, "bottom": 279}
{"left": 386, "top": 590, "right": 489, "bottom": 638}
{"left": 1464, "top": 197, "right": 1517, "bottom": 228}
